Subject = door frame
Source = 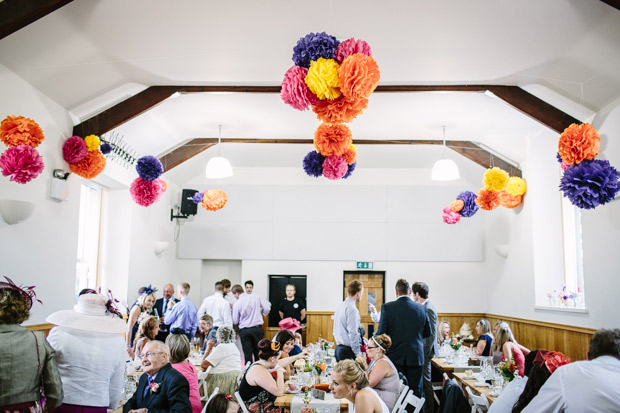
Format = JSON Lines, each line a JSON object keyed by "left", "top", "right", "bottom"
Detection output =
{"left": 342, "top": 270, "right": 386, "bottom": 303}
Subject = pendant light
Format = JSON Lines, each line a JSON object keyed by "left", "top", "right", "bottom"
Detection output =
{"left": 205, "top": 125, "right": 233, "bottom": 179}
{"left": 431, "top": 126, "right": 460, "bottom": 181}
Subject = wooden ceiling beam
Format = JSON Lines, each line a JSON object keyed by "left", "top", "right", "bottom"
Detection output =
{"left": 599, "top": 0, "right": 620, "bottom": 11}
{"left": 0, "top": 0, "right": 74, "bottom": 40}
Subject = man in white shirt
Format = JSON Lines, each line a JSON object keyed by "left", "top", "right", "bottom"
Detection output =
{"left": 333, "top": 279, "right": 364, "bottom": 361}
{"left": 522, "top": 328, "right": 620, "bottom": 413}
{"left": 197, "top": 281, "right": 233, "bottom": 340}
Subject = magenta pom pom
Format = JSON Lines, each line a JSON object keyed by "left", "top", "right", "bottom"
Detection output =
{"left": 281, "top": 66, "right": 318, "bottom": 111}
{"left": 63, "top": 136, "right": 87, "bottom": 164}
{"left": 0, "top": 145, "right": 45, "bottom": 184}
{"left": 442, "top": 206, "right": 461, "bottom": 224}
{"left": 130, "top": 177, "right": 164, "bottom": 207}
{"left": 335, "top": 38, "right": 372, "bottom": 64}
{"left": 322, "top": 155, "right": 348, "bottom": 180}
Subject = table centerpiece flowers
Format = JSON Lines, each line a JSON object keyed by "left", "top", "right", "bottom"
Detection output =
{"left": 499, "top": 360, "right": 518, "bottom": 382}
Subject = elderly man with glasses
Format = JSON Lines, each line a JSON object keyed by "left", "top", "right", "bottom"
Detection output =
{"left": 123, "top": 340, "right": 192, "bottom": 412}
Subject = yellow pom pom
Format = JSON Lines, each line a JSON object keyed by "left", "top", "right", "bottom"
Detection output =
{"left": 483, "top": 167, "right": 510, "bottom": 192}
{"left": 506, "top": 177, "right": 527, "bottom": 197}
{"left": 305, "top": 58, "right": 341, "bottom": 100}
{"left": 84, "top": 134, "right": 101, "bottom": 152}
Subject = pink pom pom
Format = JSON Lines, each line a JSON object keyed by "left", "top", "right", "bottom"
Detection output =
{"left": 322, "top": 155, "right": 348, "bottom": 180}
{"left": 442, "top": 207, "right": 461, "bottom": 224}
{"left": 0, "top": 145, "right": 44, "bottom": 184}
{"left": 281, "top": 66, "right": 318, "bottom": 111}
{"left": 335, "top": 38, "right": 372, "bottom": 64}
{"left": 130, "top": 177, "right": 164, "bottom": 207}
{"left": 63, "top": 136, "right": 87, "bottom": 164}
{"left": 561, "top": 161, "right": 569, "bottom": 172}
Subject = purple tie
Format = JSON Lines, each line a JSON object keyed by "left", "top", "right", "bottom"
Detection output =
{"left": 144, "top": 376, "right": 154, "bottom": 398}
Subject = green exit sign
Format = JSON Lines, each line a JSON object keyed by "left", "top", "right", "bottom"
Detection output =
{"left": 356, "top": 261, "right": 374, "bottom": 269}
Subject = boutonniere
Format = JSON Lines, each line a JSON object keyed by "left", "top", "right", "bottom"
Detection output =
{"left": 149, "top": 382, "right": 160, "bottom": 393}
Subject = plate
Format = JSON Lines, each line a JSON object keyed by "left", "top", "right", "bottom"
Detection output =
{"left": 285, "top": 389, "right": 302, "bottom": 394}
{"left": 474, "top": 382, "right": 490, "bottom": 387}
{"left": 463, "top": 375, "right": 476, "bottom": 380}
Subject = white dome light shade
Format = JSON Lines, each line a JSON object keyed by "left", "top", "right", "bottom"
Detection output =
{"left": 205, "top": 156, "right": 233, "bottom": 179}
{"left": 431, "top": 158, "right": 460, "bottom": 181}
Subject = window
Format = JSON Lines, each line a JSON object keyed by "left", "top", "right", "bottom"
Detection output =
{"left": 559, "top": 196, "right": 585, "bottom": 308}
{"left": 75, "top": 183, "right": 102, "bottom": 299}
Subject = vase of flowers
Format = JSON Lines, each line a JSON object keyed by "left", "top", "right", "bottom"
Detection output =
{"left": 499, "top": 360, "right": 518, "bottom": 383}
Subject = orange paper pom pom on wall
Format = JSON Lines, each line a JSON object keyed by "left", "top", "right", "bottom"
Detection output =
{"left": 338, "top": 54, "right": 380, "bottom": 100}
{"left": 450, "top": 200, "right": 464, "bottom": 212}
{"left": 69, "top": 150, "right": 106, "bottom": 179}
{"left": 313, "top": 95, "right": 369, "bottom": 124}
{"left": 314, "top": 123, "right": 353, "bottom": 157}
{"left": 343, "top": 145, "right": 357, "bottom": 165}
{"left": 202, "top": 189, "right": 228, "bottom": 211}
{"left": 475, "top": 189, "right": 500, "bottom": 211}
{"left": 498, "top": 191, "right": 523, "bottom": 209}
{"left": 0, "top": 115, "right": 45, "bottom": 148}
{"left": 558, "top": 123, "right": 600, "bottom": 165}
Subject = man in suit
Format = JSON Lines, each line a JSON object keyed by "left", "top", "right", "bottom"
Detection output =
{"left": 124, "top": 340, "right": 191, "bottom": 412}
{"left": 154, "top": 283, "right": 177, "bottom": 342}
{"left": 412, "top": 281, "right": 438, "bottom": 413}
{"left": 377, "top": 278, "right": 431, "bottom": 402}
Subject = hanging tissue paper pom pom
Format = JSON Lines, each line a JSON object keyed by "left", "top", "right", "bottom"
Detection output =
{"left": 192, "top": 191, "right": 204, "bottom": 204}
{"left": 136, "top": 155, "right": 164, "bottom": 181}
{"left": 450, "top": 200, "right": 464, "bottom": 212}
{"left": 303, "top": 150, "right": 325, "bottom": 177}
{"left": 559, "top": 159, "right": 620, "bottom": 209}
{"left": 456, "top": 191, "right": 479, "bottom": 217}
{"left": 499, "top": 191, "right": 523, "bottom": 208}
{"left": 100, "top": 142, "right": 112, "bottom": 155}
{"left": 558, "top": 123, "right": 600, "bottom": 166}
{"left": 335, "top": 38, "right": 372, "bottom": 64}
{"left": 442, "top": 207, "right": 461, "bottom": 224}
{"left": 506, "top": 176, "right": 527, "bottom": 197}
{"left": 475, "top": 189, "right": 500, "bottom": 211}
{"left": 322, "top": 155, "right": 348, "bottom": 180}
{"left": 343, "top": 161, "right": 356, "bottom": 179}
{"left": 314, "top": 123, "right": 353, "bottom": 157}
{"left": 202, "top": 189, "right": 228, "bottom": 211}
{"left": 483, "top": 167, "right": 510, "bottom": 192}
{"left": 292, "top": 32, "right": 340, "bottom": 68}
{"left": 63, "top": 136, "right": 87, "bottom": 164}
{"left": 305, "top": 58, "right": 341, "bottom": 100}
{"left": 0, "top": 115, "right": 45, "bottom": 148}
{"left": 130, "top": 177, "right": 164, "bottom": 207}
{"left": 160, "top": 179, "right": 167, "bottom": 192}
{"left": 313, "top": 95, "right": 368, "bottom": 123}
{"left": 338, "top": 54, "right": 380, "bottom": 100}
{"left": 281, "top": 66, "right": 318, "bottom": 111}
{"left": 0, "top": 145, "right": 45, "bottom": 184}
{"left": 69, "top": 150, "right": 106, "bottom": 179}
{"left": 343, "top": 144, "right": 357, "bottom": 165}
{"left": 84, "top": 134, "right": 101, "bottom": 152}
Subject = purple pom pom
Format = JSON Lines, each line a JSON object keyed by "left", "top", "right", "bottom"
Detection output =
{"left": 136, "top": 155, "right": 163, "bottom": 181}
{"left": 292, "top": 32, "right": 340, "bottom": 68}
{"left": 303, "top": 151, "right": 325, "bottom": 177}
{"left": 100, "top": 143, "right": 113, "bottom": 155}
{"left": 556, "top": 152, "right": 563, "bottom": 163}
{"left": 456, "top": 191, "right": 479, "bottom": 217}
{"left": 192, "top": 192, "right": 204, "bottom": 204}
{"left": 342, "top": 161, "right": 356, "bottom": 179}
{"left": 559, "top": 159, "right": 620, "bottom": 209}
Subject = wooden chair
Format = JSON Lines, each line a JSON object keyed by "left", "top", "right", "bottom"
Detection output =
{"left": 198, "top": 366, "right": 212, "bottom": 402}
{"left": 391, "top": 380, "right": 410, "bottom": 413}
{"left": 235, "top": 391, "right": 251, "bottom": 413}
{"left": 465, "top": 386, "right": 489, "bottom": 413}
{"left": 398, "top": 390, "right": 425, "bottom": 413}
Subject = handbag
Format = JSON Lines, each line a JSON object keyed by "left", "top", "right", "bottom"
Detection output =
{"left": 30, "top": 331, "right": 47, "bottom": 413}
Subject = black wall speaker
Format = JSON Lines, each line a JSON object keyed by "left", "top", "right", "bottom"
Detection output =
{"left": 180, "top": 189, "right": 198, "bottom": 215}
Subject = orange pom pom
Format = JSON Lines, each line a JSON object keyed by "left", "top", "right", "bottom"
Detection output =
{"left": 69, "top": 150, "right": 106, "bottom": 179}
{"left": 475, "top": 189, "right": 500, "bottom": 211}
{"left": 202, "top": 189, "right": 227, "bottom": 211}
{"left": 313, "top": 95, "right": 369, "bottom": 123}
{"left": 338, "top": 54, "right": 380, "bottom": 100}
{"left": 160, "top": 179, "right": 167, "bottom": 192}
{"left": 343, "top": 144, "right": 357, "bottom": 165}
{"left": 498, "top": 191, "right": 523, "bottom": 208}
{"left": 314, "top": 123, "right": 353, "bottom": 157}
{"left": 0, "top": 115, "right": 45, "bottom": 148}
{"left": 558, "top": 123, "right": 600, "bottom": 165}
{"left": 450, "top": 200, "right": 464, "bottom": 212}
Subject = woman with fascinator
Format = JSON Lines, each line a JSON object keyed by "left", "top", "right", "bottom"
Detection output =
{"left": 126, "top": 285, "right": 157, "bottom": 358}
{"left": 0, "top": 276, "right": 63, "bottom": 411}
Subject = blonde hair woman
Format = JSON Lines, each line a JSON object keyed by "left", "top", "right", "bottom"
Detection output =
{"left": 437, "top": 321, "right": 451, "bottom": 345}
{"left": 474, "top": 319, "right": 493, "bottom": 356}
{"left": 126, "top": 286, "right": 157, "bottom": 357}
{"left": 133, "top": 315, "right": 160, "bottom": 360}
{"left": 493, "top": 322, "right": 525, "bottom": 377}
{"left": 330, "top": 359, "right": 389, "bottom": 413}
{"left": 365, "top": 335, "right": 400, "bottom": 411}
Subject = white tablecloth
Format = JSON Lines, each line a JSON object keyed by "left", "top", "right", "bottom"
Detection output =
{"left": 289, "top": 393, "right": 344, "bottom": 413}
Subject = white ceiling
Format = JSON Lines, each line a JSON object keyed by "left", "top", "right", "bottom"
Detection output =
{"left": 1, "top": 0, "right": 619, "bottom": 186}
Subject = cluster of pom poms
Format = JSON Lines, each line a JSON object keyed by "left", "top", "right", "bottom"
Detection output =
{"left": 191, "top": 189, "right": 228, "bottom": 212}
{"left": 281, "top": 32, "right": 380, "bottom": 180}
{"left": 62, "top": 134, "right": 110, "bottom": 179}
{"left": 130, "top": 156, "right": 166, "bottom": 207}
{"left": 476, "top": 168, "right": 527, "bottom": 211}
{"left": 0, "top": 116, "right": 45, "bottom": 184}
{"left": 442, "top": 191, "right": 479, "bottom": 224}
{"left": 557, "top": 123, "right": 620, "bottom": 209}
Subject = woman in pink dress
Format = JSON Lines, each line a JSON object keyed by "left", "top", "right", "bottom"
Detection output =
{"left": 493, "top": 322, "right": 525, "bottom": 377}
{"left": 166, "top": 333, "right": 202, "bottom": 413}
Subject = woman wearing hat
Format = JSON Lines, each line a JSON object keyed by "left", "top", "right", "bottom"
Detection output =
{"left": 278, "top": 317, "right": 303, "bottom": 356}
{"left": 0, "top": 277, "right": 63, "bottom": 411}
{"left": 273, "top": 329, "right": 309, "bottom": 380}
{"left": 126, "top": 285, "right": 157, "bottom": 357}
{"left": 46, "top": 291, "right": 128, "bottom": 412}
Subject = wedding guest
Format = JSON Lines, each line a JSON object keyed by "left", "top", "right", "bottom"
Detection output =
{"left": 245, "top": 280, "right": 254, "bottom": 294}
{"left": 201, "top": 325, "right": 242, "bottom": 395}
{"left": 166, "top": 282, "right": 198, "bottom": 341}
{"left": 493, "top": 321, "right": 530, "bottom": 360}
{"left": 333, "top": 280, "right": 364, "bottom": 362}
{"left": 0, "top": 277, "right": 63, "bottom": 411}
{"left": 438, "top": 321, "right": 451, "bottom": 345}
{"left": 488, "top": 350, "right": 539, "bottom": 413}
{"left": 494, "top": 322, "right": 525, "bottom": 377}
{"left": 273, "top": 329, "right": 308, "bottom": 380}
{"left": 197, "top": 281, "right": 232, "bottom": 340}
{"left": 47, "top": 292, "right": 127, "bottom": 412}
{"left": 278, "top": 284, "right": 306, "bottom": 324}
{"left": 166, "top": 333, "right": 202, "bottom": 413}
{"left": 206, "top": 393, "right": 239, "bottom": 413}
{"left": 330, "top": 359, "right": 389, "bottom": 413}
{"left": 278, "top": 317, "right": 303, "bottom": 356}
{"left": 233, "top": 288, "right": 271, "bottom": 364}
{"left": 365, "top": 334, "right": 400, "bottom": 411}
{"left": 475, "top": 319, "right": 494, "bottom": 356}
{"left": 154, "top": 283, "right": 178, "bottom": 342}
{"left": 238, "top": 338, "right": 286, "bottom": 411}
{"left": 133, "top": 316, "right": 160, "bottom": 363}
{"left": 198, "top": 314, "right": 214, "bottom": 352}
{"left": 126, "top": 285, "right": 157, "bottom": 356}
{"left": 412, "top": 281, "right": 438, "bottom": 413}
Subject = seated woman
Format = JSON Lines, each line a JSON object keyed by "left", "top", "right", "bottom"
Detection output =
{"left": 475, "top": 319, "right": 494, "bottom": 356}
{"left": 166, "top": 333, "right": 202, "bottom": 413}
{"left": 201, "top": 325, "right": 242, "bottom": 396}
{"left": 364, "top": 334, "right": 400, "bottom": 412}
{"left": 274, "top": 330, "right": 308, "bottom": 379}
{"left": 205, "top": 393, "right": 240, "bottom": 413}
{"left": 132, "top": 315, "right": 159, "bottom": 362}
{"left": 330, "top": 359, "right": 389, "bottom": 413}
{"left": 437, "top": 321, "right": 451, "bottom": 346}
{"left": 494, "top": 322, "right": 525, "bottom": 377}
{"left": 199, "top": 314, "right": 214, "bottom": 353}
{"left": 238, "top": 338, "right": 286, "bottom": 413}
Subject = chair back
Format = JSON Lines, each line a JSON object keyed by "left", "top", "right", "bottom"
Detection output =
{"left": 398, "top": 390, "right": 425, "bottom": 413}
{"left": 235, "top": 391, "right": 251, "bottom": 413}
{"left": 465, "top": 386, "right": 489, "bottom": 413}
{"left": 198, "top": 366, "right": 213, "bottom": 401}
{"left": 391, "top": 382, "right": 410, "bottom": 413}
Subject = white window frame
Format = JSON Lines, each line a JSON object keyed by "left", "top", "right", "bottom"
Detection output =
{"left": 75, "top": 182, "right": 102, "bottom": 298}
